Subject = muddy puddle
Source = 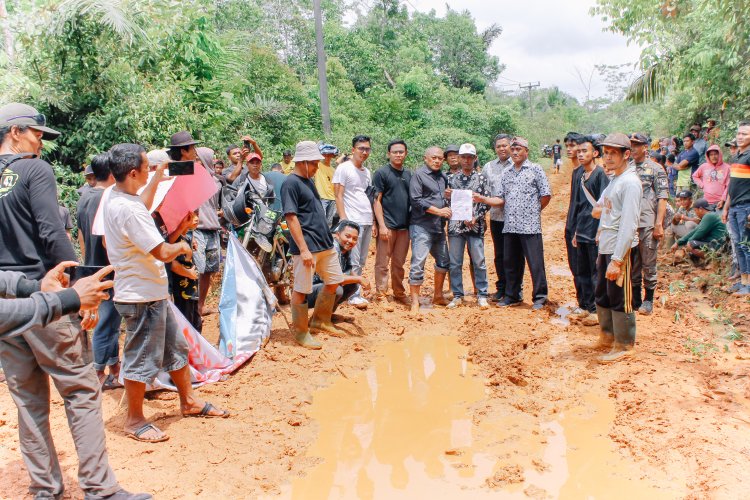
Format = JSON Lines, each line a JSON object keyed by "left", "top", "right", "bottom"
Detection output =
{"left": 280, "top": 334, "right": 682, "bottom": 499}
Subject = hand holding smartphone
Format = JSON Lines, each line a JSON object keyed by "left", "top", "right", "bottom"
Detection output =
{"left": 168, "top": 160, "right": 195, "bottom": 176}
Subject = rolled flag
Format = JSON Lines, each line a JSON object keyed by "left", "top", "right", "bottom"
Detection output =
{"left": 219, "top": 233, "right": 276, "bottom": 359}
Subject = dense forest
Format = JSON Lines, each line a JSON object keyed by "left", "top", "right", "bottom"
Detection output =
{"left": 0, "top": 0, "right": 744, "bottom": 190}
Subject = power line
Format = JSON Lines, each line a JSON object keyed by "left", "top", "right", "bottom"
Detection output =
{"left": 498, "top": 74, "right": 523, "bottom": 84}
{"left": 519, "top": 81, "right": 541, "bottom": 117}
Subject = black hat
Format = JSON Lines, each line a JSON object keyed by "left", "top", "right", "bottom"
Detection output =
{"left": 169, "top": 131, "right": 201, "bottom": 148}
{"left": 283, "top": 149, "right": 293, "bottom": 156}
{"left": 0, "top": 103, "right": 60, "bottom": 140}
{"left": 444, "top": 144, "right": 460, "bottom": 157}
{"left": 725, "top": 139, "right": 738, "bottom": 147}
{"left": 676, "top": 190, "right": 693, "bottom": 198}
{"left": 693, "top": 198, "right": 712, "bottom": 210}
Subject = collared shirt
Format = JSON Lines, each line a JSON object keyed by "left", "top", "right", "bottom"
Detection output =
{"left": 448, "top": 170, "right": 490, "bottom": 235}
{"left": 634, "top": 158, "right": 669, "bottom": 228}
{"left": 482, "top": 157, "right": 513, "bottom": 221}
{"left": 498, "top": 160, "right": 552, "bottom": 235}
{"left": 598, "top": 165, "right": 642, "bottom": 260}
{"left": 409, "top": 164, "right": 449, "bottom": 234}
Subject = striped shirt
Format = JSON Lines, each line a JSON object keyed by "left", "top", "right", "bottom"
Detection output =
{"left": 728, "top": 149, "right": 750, "bottom": 207}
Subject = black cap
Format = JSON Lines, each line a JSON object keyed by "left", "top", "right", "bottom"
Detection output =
{"left": 0, "top": 103, "right": 61, "bottom": 140}
{"left": 693, "top": 198, "right": 712, "bottom": 210}
{"left": 629, "top": 132, "right": 650, "bottom": 145}
{"left": 676, "top": 190, "right": 693, "bottom": 198}
{"left": 283, "top": 149, "right": 292, "bottom": 155}
{"left": 444, "top": 144, "right": 460, "bottom": 157}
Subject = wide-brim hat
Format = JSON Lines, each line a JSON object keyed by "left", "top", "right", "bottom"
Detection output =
{"left": 599, "top": 133, "right": 631, "bottom": 150}
{"left": 169, "top": 131, "right": 202, "bottom": 148}
{"left": 292, "top": 141, "right": 323, "bottom": 162}
{"left": 0, "top": 103, "right": 61, "bottom": 140}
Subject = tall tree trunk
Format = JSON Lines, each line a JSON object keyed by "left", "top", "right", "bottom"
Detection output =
{"left": 0, "top": 0, "right": 13, "bottom": 63}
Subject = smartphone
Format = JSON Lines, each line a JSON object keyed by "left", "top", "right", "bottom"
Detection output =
{"left": 70, "top": 266, "right": 113, "bottom": 284}
{"left": 243, "top": 140, "right": 252, "bottom": 150}
{"left": 168, "top": 160, "right": 195, "bottom": 176}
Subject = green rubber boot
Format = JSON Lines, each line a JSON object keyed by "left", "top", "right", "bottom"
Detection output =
{"left": 291, "top": 303, "right": 321, "bottom": 350}
{"left": 595, "top": 306, "right": 614, "bottom": 349}
{"left": 598, "top": 311, "right": 636, "bottom": 363}
{"left": 310, "top": 290, "right": 346, "bottom": 337}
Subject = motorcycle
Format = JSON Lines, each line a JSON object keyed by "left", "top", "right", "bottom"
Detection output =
{"left": 221, "top": 181, "right": 292, "bottom": 304}
{"left": 541, "top": 144, "right": 553, "bottom": 158}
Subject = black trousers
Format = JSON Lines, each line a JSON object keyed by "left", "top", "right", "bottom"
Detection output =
{"left": 595, "top": 253, "right": 634, "bottom": 313}
{"left": 565, "top": 229, "right": 584, "bottom": 308}
{"left": 576, "top": 241, "right": 599, "bottom": 312}
{"left": 490, "top": 220, "right": 506, "bottom": 295}
{"left": 504, "top": 233, "right": 548, "bottom": 304}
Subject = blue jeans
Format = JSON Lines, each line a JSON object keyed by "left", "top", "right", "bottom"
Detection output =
{"left": 448, "top": 233, "right": 489, "bottom": 298}
{"left": 409, "top": 225, "right": 449, "bottom": 285}
{"left": 321, "top": 199, "right": 336, "bottom": 228}
{"left": 92, "top": 297, "right": 121, "bottom": 371}
{"left": 728, "top": 203, "right": 750, "bottom": 274}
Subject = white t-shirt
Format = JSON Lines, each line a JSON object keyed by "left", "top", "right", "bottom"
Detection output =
{"left": 103, "top": 189, "right": 169, "bottom": 303}
{"left": 248, "top": 174, "right": 268, "bottom": 197}
{"left": 332, "top": 160, "right": 373, "bottom": 225}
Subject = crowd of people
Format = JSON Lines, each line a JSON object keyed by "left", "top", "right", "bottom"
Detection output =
{"left": 1, "top": 99, "right": 749, "bottom": 500}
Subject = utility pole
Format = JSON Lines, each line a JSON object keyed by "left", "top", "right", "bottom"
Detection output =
{"left": 519, "top": 81, "right": 540, "bottom": 117}
{"left": 313, "top": 0, "right": 331, "bottom": 136}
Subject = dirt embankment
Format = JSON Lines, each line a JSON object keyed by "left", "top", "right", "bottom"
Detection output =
{"left": 1, "top": 164, "right": 749, "bottom": 498}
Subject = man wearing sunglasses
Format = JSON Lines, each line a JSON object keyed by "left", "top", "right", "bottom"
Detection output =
{"left": 0, "top": 103, "right": 150, "bottom": 499}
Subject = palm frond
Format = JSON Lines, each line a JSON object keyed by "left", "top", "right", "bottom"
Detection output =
{"left": 53, "top": 0, "right": 145, "bottom": 43}
{"left": 626, "top": 62, "right": 668, "bottom": 104}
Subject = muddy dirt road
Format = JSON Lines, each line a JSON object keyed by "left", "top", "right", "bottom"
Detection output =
{"left": 1, "top": 163, "right": 749, "bottom": 499}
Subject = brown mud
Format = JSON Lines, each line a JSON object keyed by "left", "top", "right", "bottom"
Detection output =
{"left": 1, "top": 163, "right": 749, "bottom": 499}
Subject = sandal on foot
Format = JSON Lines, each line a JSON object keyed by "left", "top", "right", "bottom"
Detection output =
{"left": 126, "top": 423, "right": 169, "bottom": 443}
{"left": 102, "top": 374, "right": 123, "bottom": 391}
{"left": 182, "top": 402, "right": 230, "bottom": 419}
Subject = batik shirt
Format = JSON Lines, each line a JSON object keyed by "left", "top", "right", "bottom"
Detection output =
{"left": 448, "top": 170, "right": 490, "bottom": 236}
{"left": 482, "top": 158, "right": 513, "bottom": 222}
{"left": 498, "top": 160, "right": 552, "bottom": 235}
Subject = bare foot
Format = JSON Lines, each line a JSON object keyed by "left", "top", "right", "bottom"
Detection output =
{"left": 201, "top": 306, "right": 219, "bottom": 316}
{"left": 432, "top": 296, "right": 449, "bottom": 306}
{"left": 410, "top": 302, "right": 420, "bottom": 314}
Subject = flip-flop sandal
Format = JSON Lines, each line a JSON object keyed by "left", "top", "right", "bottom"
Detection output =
{"left": 126, "top": 423, "right": 169, "bottom": 443}
{"left": 182, "top": 402, "right": 230, "bottom": 419}
{"left": 102, "top": 374, "right": 124, "bottom": 391}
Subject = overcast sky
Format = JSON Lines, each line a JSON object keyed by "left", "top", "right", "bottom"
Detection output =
{"left": 406, "top": 0, "right": 643, "bottom": 102}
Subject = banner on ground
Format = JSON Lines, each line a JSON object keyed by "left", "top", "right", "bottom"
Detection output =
{"left": 219, "top": 233, "right": 276, "bottom": 359}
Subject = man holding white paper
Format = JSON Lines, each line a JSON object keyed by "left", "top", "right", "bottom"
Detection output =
{"left": 445, "top": 144, "right": 494, "bottom": 309}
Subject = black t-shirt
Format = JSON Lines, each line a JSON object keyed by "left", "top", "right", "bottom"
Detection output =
{"left": 728, "top": 149, "right": 750, "bottom": 207}
{"left": 0, "top": 156, "right": 77, "bottom": 279}
{"left": 281, "top": 174, "right": 333, "bottom": 255}
{"left": 372, "top": 163, "right": 411, "bottom": 230}
{"left": 171, "top": 235, "right": 199, "bottom": 301}
{"left": 571, "top": 166, "right": 610, "bottom": 244}
{"left": 564, "top": 165, "right": 584, "bottom": 233}
{"left": 552, "top": 144, "right": 562, "bottom": 158}
{"left": 76, "top": 187, "right": 110, "bottom": 266}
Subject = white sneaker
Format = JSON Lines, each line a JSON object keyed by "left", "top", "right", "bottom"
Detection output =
{"left": 478, "top": 297, "right": 489, "bottom": 310}
{"left": 348, "top": 296, "right": 369, "bottom": 309}
{"left": 446, "top": 297, "right": 463, "bottom": 309}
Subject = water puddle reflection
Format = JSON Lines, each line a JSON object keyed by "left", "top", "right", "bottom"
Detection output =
{"left": 282, "top": 334, "right": 682, "bottom": 499}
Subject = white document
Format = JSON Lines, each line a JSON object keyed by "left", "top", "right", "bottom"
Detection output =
{"left": 450, "top": 189, "right": 473, "bottom": 221}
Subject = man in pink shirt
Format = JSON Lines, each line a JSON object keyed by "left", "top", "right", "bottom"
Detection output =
{"left": 693, "top": 144, "right": 730, "bottom": 207}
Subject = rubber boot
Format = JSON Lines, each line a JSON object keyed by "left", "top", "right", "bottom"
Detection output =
{"left": 291, "top": 303, "right": 321, "bottom": 350}
{"left": 631, "top": 285, "right": 642, "bottom": 311}
{"left": 595, "top": 305, "right": 614, "bottom": 349}
{"left": 310, "top": 290, "right": 346, "bottom": 337}
{"left": 598, "top": 311, "right": 636, "bottom": 363}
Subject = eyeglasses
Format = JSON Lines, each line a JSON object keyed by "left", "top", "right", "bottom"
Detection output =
{"left": 6, "top": 114, "right": 47, "bottom": 126}
{"left": 355, "top": 147, "right": 371, "bottom": 153}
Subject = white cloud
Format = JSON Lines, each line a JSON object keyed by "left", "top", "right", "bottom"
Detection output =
{"left": 407, "top": 0, "right": 643, "bottom": 101}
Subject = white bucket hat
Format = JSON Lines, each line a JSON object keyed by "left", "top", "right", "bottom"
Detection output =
{"left": 292, "top": 140, "right": 324, "bottom": 162}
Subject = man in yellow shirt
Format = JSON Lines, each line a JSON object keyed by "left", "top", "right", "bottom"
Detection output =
{"left": 315, "top": 143, "right": 339, "bottom": 227}
{"left": 280, "top": 149, "right": 294, "bottom": 174}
